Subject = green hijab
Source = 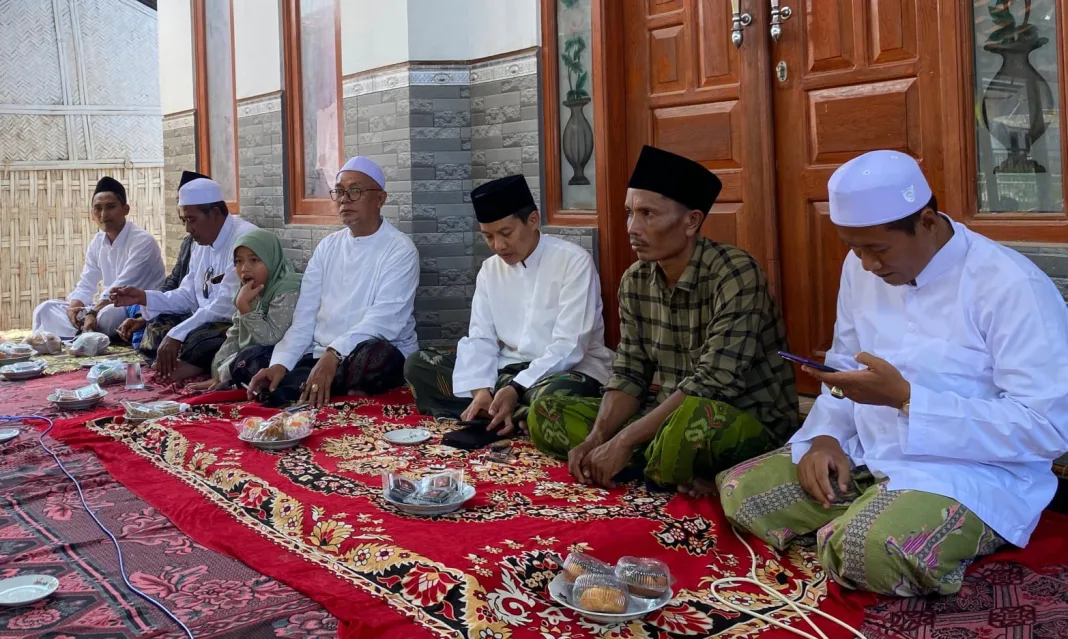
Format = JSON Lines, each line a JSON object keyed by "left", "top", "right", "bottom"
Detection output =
{"left": 232, "top": 229, "right": 302, "bottom": 346}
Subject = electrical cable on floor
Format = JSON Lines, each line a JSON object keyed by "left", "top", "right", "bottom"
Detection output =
{"left": 709, "top": 525, "right": 866, "bottom": 639}
{"left": 1, "top": 415, "right": 195, "bottom": 639}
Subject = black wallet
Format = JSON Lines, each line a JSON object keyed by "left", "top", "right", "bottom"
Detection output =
{"left": 441, "top": 422, "right": 507, "bottom": 450}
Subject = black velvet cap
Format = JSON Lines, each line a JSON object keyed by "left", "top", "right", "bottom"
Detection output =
{"left": 471, "top": 175, "right": 537, "bottom": 223}
{"left": 178, "top": 170, "right": 210, "bottom": 191}
{"left": 627, "top": 145, "right": 722, "bottom": 214}
{"left": 93, "top": 176, "right": 127, "bottom": 205}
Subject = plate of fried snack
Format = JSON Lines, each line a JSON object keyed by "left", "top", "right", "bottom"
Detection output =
{"left": 381, "top": 469, "right": 475, "bottom": 516}
{"left": 549, "top": 552, "right": 674, "bottom": 623}
{"left": 48, "top": 384, "right": 107, "bottom": 410}
{"left": 121, "top": 400, "right": 189, "bottom": 424}
{"left": 0, "top": 359, "right": 46, "bottom": 381}
{"left": 0, "top": 344, "right": 35, "bottom": 365}
{"left": 237, "top": 410, "right": 314, "bottom": 450}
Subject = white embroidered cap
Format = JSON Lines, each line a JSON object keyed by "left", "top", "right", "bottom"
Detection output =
{"left": 828, "top": 150, "right": 933, "bottom": 227}
{"left": 177, "top": 177, "right": 225, "bottom": 207}
{"left": 337, "top": 156, "right": 386, "bottom": 189}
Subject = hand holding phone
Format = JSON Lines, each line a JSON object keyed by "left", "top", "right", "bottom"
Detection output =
{"left": 777, "top": 351, "right": 838, "bottom": 374}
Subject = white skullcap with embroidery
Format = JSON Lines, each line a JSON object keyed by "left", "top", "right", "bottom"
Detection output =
{"left": 828, "top": 150, "right": 933, "bottom": 227}
{"left": 337, "top": 156, "right": 386, "bottom": 189}
{"left": 177, "top": 177, "right": 225, "bottom": 206}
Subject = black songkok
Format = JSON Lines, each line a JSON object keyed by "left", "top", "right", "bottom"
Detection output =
{"left": 93, "top": 176, "right": 127, "bottom": 206}
{"left": 471, "top": 175, "right": 537, "bottom": 224}
{"left": 179, "top": 170, "right": 210, "bottom": 192}
{"left": 627, "top": 145, "right": 722, "bottom": 214}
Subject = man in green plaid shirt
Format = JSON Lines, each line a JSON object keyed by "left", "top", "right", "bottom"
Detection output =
{"left": 528, "top": 146, "right": 799, "bottom": 495}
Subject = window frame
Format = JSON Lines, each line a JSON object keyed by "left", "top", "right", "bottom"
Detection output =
{"left": 280, "top": 0, "right": 345, "bottom": 225}
{"left": 539, "top": 0, "right": 599, "bottom": 226}
{"left": 191, "top": 0, "right": 240, "bottom": 213}
{"left": 946, "top": 0, "right": 1068, "bottom": 242}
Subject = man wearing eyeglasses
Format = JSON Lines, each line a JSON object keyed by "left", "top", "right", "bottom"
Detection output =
{"left": 246, "top": 156, "right": 419, "bottom": 407}
{"left": 111, "top": 176, "right": 258, "bottom": 383}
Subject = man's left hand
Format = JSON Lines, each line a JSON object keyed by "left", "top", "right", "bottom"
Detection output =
{"left": 153, "top": 336, "right": 182, "bottom": 379}
{"left": 81, "top": 313, "right": 98, "bottom": 334}
{"left": 585, "top": 439, "right": 632, "bottom": 488}
{"left": 487, "top": 385, "right": 519, "bottom": 435}
{"left": 803, "top": 352, "right": 910, "bottom": 408}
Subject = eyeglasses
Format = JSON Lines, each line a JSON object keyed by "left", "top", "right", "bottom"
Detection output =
{"left": 203, "top": 267, "right": 214, "bottom": 298}
{"left": 328, "top": 186, "right": 382, "bottom": 202}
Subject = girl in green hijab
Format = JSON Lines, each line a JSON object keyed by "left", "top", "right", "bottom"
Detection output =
{"left": 187, "top": 229, "right": 303, "bottom": 391}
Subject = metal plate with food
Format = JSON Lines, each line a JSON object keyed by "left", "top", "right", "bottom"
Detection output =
{"left": 0, "top": 360, "right": 46, "bottom": 381}
{"left": 49, "top": 387, "right": 108, "bottom": 411}
{"left": 383, "top": 483, "right": 476, "bottom": 516}
{"left": 548, "top": 573, "right": 672, "bottom": 624}
{"left": 236, "top": 412, "right": 314, "bottom": 450}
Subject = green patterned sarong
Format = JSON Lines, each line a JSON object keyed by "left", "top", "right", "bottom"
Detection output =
{"left": 403, "top": 347, "right": 603, "bottom": 422}
{"left": 717, "top": 447, "right": 1005, "bottom": 596}
{"left": 527, "top": 394, "right": 772, "bottom": 486}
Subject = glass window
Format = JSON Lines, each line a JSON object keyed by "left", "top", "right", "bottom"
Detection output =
{"left": 973, "top": 0, "right": 1063, "bottom": 213}
{"left": 557, "top": 0, "right": 596, "bottom": 210}
{"left": 299, "top": 0, "right": 340, "bottom": 200}
{"left": 203, "top": 0, "right": 237, "bottom": 203}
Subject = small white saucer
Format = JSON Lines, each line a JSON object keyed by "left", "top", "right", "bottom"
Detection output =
{"left": 0, "top": 428, "right": 19, "bottom": 444}
{"left": 0, "top": 575, "right": 59, "bottom": 607}
{"left": 382, "top": 428, "right": 431, "bottom": 445}
{"left": 548, "top": 573, "right": 672, "bottom": 624}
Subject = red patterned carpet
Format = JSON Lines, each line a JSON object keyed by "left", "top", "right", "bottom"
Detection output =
{"left": 3, "top": 383, "right": 1066, "bottom": 639}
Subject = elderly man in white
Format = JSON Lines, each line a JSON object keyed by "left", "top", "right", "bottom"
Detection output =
{"left": 719, "top": 150, "right": 1068, "bottom": 597}
{"left": 111, "top": 176, "right": 258, "bottom": 383}
{"left": 32, "top": 176, "right": 165, "bottom": 339}
{"left": 246, "top": 156, "right": 419, "bottom": 408}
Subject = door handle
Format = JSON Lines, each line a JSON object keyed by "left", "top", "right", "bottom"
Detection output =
{"left": 770, "top": 0, "right": 792, "bottom": 42}
{"left": 731, "top": 0, "right": 753, "bottom": 48}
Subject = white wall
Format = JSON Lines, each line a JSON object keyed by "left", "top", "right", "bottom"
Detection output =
{"left": 340, "top": 0, "right": 409, "bottom": 76}
{"left": 158, "top": 0, "right": 194, "bottom": 114}
{"left": 233, "top": 0, "right": 282, "bottom": 98}
{"left": 406, "top": 0, "right": 539, "bottom": 61}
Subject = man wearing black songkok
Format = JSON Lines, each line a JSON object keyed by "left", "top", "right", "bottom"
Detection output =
{"left": 404, "top": 175, "right": 613, "bottom": 434}
{"left": 528, "top": 146, "right": 799, "bottom": 495}
{"left": 32, "top": 176, "right": 165, "bottom": 339}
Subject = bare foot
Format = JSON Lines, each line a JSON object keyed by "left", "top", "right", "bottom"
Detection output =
{"left": 678, "top": 477, "right": 718, "bottom": 498}
{"left": 164, "top": 362, "right": 203, "bottom": 385}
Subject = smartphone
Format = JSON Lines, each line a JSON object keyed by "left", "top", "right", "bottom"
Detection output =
{"left": 456, "top": 419, "right": 490, "bottom": 428}
{"left": 777, "top": 351, "right": 838, "bottom": 373}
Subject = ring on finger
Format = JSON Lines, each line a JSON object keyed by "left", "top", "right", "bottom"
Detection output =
{"left": 311, "top": 383, "right": 320, "bottom": 393}
{"left": 830, "top": 386, "right": 845, "bottom": 399}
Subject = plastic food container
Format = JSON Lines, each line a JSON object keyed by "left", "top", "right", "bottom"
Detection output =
{"left": 614, "top": 556, "right": 673, "bottom": 598}
{"left": 572, "top": 574, "right": 629, "bottom": 614}
{"left": 561, "top": 552, "right": 612, "bottom": 584}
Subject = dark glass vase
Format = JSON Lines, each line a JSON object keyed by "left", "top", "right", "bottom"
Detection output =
{"left": 979, "top": 38, "right": 1055, "bottom": 173}
{"left": 562, "top": 97, "right": 593, "bottom": 186}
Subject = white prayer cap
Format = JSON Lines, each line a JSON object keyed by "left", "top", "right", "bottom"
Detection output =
{"left": 177, "top": 177, "right": 224, "bottom": 206}
{"left": 336, "top": 156, "right": 386, "bottom": 189}
{"left": 828, "top": 150, "right": 933, "bottom": 227}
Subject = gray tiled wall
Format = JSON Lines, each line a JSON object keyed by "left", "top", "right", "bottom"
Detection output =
{"left": 161, "top": 113, "right": 195, "bottom": 266}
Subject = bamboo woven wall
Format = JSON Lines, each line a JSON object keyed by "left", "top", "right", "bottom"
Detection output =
{"left": 0, "top": 166, "right": 169, "bottom": 330}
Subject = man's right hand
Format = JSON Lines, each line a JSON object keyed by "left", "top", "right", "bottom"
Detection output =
{"left": 248, "top": 365, "right": 288, "bottom": 400}
{"left": 117, "top": 318, "right": 147, "bottom": 343}
{"left": 109, "top": 286, "right": 147, "bottom": 308}
{"left": 461, "top": 389, "right": 493, "bottom": 422}
{"left": 796, "top": 435, "right": 852, "bottom": 509}
{"left": 567, "top": 432, "right": 607, "bottom": 484}
{"left": 66, "top": 300, "right": 85, "bottom": 327}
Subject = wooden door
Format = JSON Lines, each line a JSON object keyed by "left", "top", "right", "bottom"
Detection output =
{"left": 613, "top": 0, "right": 780, "bottom": 292}
{"left": 772, "top": 0, "right": 945, "bottom": 394}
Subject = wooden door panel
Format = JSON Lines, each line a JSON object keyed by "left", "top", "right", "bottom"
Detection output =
{"left": 701, "top": 203, "right": 741, "bottom": 247}
{"left": 650, "top": 24, "right": 688, "bottom": 94}
{"left": 808, "top": 78, "right": 919, "bottom": 163}
{"left": 696, "top": 0, "right": 735, "bottom": 86}
{"left": 775, "top": 0, "right": 941, "bottom": 393}
{"left": 648, "top": 0, "right": 683, "bottom": 16}
{"left": 653, "top": 101, "right": 738, "bottom": 166}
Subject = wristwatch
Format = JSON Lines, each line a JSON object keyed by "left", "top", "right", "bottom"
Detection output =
{"left": 325, "top": 346, "right": 343, "bottom": 362}
{"left": 85, "top": 309, "right": 98, "bottom": 317}
{"left": 507, "top": 380, "right": 526, "bottom": 396}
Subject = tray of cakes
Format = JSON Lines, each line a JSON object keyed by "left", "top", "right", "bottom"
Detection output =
{"left": 0, "top": 344, "right": 36, "bottom": 365}
{"left": 381, "top": 469, "right": 475, "bottom": 516}
{"left": 121, "top": 400, "right": 190, "bottom": 425}
{"left": 48, "top": 384, "right": 107, "bottom": 410}
{"left": 549, "top": 552, "right": 673, "bottom": 623}
{"left": 0, "top": 359, "right": 46, "bottom": 381}
{"left": 237, "top": 410, "right": 314, "bottom": 450}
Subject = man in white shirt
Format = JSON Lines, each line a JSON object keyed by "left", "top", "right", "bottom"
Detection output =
{"left": 32, "top": 177, "right": 165, "bottom": 339}
{"left": 246, "top": 156, "right": 418, "bottom": 408}
{"left": 110, "top": 176, "right": 258, "bottom": 383}
{"left": 404, "top": 175, "right": 614, "bottom": 434}
{"left": 719, "top": 150, "right": 1068, "bottom": 597}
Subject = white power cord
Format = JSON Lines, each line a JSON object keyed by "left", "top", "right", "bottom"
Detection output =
{"left": 709, "top": 526, "right": 867, "bottom": 639}
{"left": 2, "top": 415, "right": 195, "bottom": 639}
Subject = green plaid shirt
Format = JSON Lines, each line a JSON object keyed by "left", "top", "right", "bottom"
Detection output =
{"left": 606, "top": 237, "right": 799, "bottom": 443}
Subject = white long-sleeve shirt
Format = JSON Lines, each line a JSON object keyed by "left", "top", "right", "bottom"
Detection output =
{"left": 143, "top": 214, "right": 259, "bottom": 342}
{"left": 453, "top": 233, "right": 614, "bottom": 396}
{"left": 270, "top": 220, "right": 419, "bottom": 371}
{"left": 790, "top": 218, "right": 1068, "bottom": 547}
{"left": 69, "top": 221, "right": 165, "bottom": 305}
